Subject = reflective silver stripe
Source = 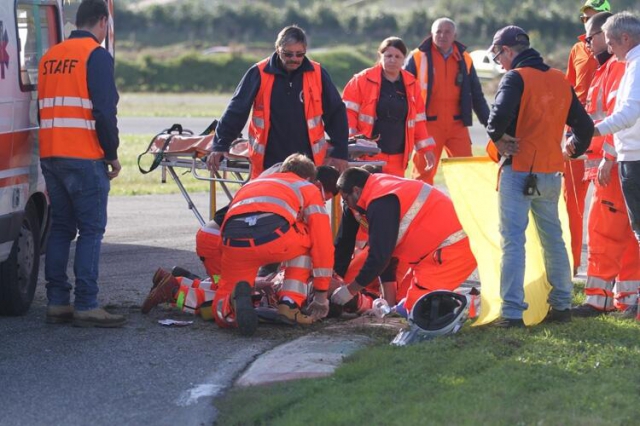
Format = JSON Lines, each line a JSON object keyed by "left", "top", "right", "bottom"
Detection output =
{"left": 607, "top": 89, "right": 618, "bottom": 105}
{"left": 252, "top": 116, "right": 265, "bottom": 129}
{"left": 283, "top": 255, "right": 312, "bottom": 269}
{"left": 584, "top": 159, "right": 600, "bottom": 170}
{"left": 39, "top": 96, "right": 93, "bottom": 109}
{"left": 243, "top": 177, "right": 311, "bottom": 212}
{"left": 281, "top": 279, "right": 308, "bottom": 295}
{"left": 585, "top": 276, "right": 614, "bottom": 310}
{"left": 589, "top": 111, "right": 606, "bottom": 121}
{"left": 229, "top": 196, "right": 298, "bottom": 220}
{"left": 602, "top": 143, "right": 617, "bottom": 157}
{"left": 355, "top": 240, "right": 367, "bottom": 250}
{"left": 396, "top": 185, "right": 431, "bottom": 246}
{"left": 419, "top": 53, "right": 428, "bottom": 91}
{"left": 201, "top": 225, "right": 221, "bottom": 236}
{"left": 304, "top": 204, "right": 328, "bottom": 220}
{"left": 249, "top": 137, "right": 266, "bottom": 155}
{"left": 313, "top": 268, "right": 333, "bottom": 277}
{"left": 216, "top": 299, "right": 235, "bottom": 324}
{"left": 414, "top": 137, "right": 433, "bottom": 151}
{"left": 307, "top": 115, "right": 322, "bottom": 129}
{"left": 614, "top": 280, "right": 639, "bottom": 294}
{"left": 40, "top": 118, "right": 95, "bottom": 130}
{"left": 415, "top": 113, "right": 427, "bottom": 122}
{"left": 437, "top": 230, "right": 467, "bottom": 250}
{"left": 407, "top": 119, "right": 415, "bottom": 128}
{"left": 589, "top": 88, "right": 606, "bottom": 121}
{"left": 184, "top": 288, "right": 200, "bottom": 312}
{"left": 358, "top": 113, "right": 375, "bottom": 125}
{"left": 349, "top": 127, "right": 359, "bottom": 137}
{"left": 312, "top": 138, "right": 327, "bottom": 155}
{"left": 344, "top": 100, "right": 360, "bottom": 112}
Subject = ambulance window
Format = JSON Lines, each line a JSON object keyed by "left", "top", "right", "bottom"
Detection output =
{"left": 16, "top": 3, "right": 60, "bottom": 92}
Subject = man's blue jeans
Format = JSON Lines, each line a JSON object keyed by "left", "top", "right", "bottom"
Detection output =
{"left": 41, "top": 158, "right": 110, "bottom": 311}
{"left": 619, "top": 161, "right": 640, "bottom": 245}
{"left": 498, "top": 165, "right": 572, "bottom": 319}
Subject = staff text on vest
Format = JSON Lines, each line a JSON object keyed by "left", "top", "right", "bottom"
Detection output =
{"left": 42, "top": 59, "right": 79, "bottom": 75}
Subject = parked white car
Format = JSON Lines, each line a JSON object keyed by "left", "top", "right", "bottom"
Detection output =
{"left": 469, "top": 49, "right": 505, "bottom": 80}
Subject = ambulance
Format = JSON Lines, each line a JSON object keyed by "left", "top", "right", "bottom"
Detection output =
{"left": 0, "top": 0, "right": 114, "bottom": 315}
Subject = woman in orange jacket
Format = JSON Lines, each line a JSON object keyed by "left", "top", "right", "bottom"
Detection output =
{"left": 342, "top": 37, "right": 435, "bottom": 177}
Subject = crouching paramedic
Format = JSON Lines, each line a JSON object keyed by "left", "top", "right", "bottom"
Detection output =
{"left": 213, "top": 154, "right": 334, "bottom": 336}
{"left": 331, "top": 168, "right": 477, "bottom": 314}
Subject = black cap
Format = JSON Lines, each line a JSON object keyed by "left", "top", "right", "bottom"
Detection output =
{"left": 490, "top": 26, "right": 529, "bottom": 50}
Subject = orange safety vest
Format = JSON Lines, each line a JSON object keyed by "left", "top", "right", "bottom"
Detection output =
{"left": 356, "top": 174, "right": 465, "bottom": 263}
{"left": 506, "top": 67, "right": 573, "bottom": 173}
{"left": 248, "top": 58, "right": 326, "bottom": 177}
{"left": 222, "top": 172, "right": 334, "bottom": 290}
{"left": 411, "top": 47, "right": 473, "bottom": 107}
{"left": 38, "top": 37, "right": 104, "bottom": 159}
{"left": 584, "top": 56, "right": 625, "bottom": 178}
{"left": 342, "top": 64, "right": 434, "bottom": 168}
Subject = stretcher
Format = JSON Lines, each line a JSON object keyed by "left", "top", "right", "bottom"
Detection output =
{"left": 137, "top": 123, "right": 385, "bottom": 228}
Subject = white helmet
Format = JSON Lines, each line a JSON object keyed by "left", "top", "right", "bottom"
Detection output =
{"left": 391, "top": 291, "right": 469, "bottom": 346}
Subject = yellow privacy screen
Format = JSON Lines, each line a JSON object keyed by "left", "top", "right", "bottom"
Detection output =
{"left": 441, "top": 157, "right": 573, "bottom": 326}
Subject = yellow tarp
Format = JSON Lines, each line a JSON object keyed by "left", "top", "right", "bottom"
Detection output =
{"left": 441, "top": 157, "right": 572, "bottom": 326}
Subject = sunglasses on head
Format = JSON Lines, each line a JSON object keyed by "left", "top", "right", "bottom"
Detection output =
{"left": 281, "top": 50, "right": 306, "bottom": 58}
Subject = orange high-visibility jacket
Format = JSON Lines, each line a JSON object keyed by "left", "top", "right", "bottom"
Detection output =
{"left": 342, "top": 64, "right": 435, "bottom": 168}
{"left": 566, "top": 37, "right": 599, "bottom": 105}
{"left": 356, "top": 174, "right": 464, "bottom": 263}
{"left": 222, "top": 172, "right": 334, "bottom": 291}
{"left": 38, "top": 38, "right": 104, "bottom": 159}
{"left": 584, "top": 56, "right": 625, "bottom": 178}
{"left": 248, "top": 58, "right": 326, "bottom": 177}
{"left": 511, "top": 68, "right": 573, "bottom": 173}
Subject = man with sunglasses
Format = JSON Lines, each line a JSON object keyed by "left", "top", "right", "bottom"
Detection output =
{"left": 567, "top": 12, "right": 639, "bottom": 318}
{"left": 486, "top": 26, "right": 593, "bottom": 328}
{"left": 564, "top": 0, "right": 612, "bottom": 277}
{"left": 208, "top": 25, "right": 349, "bottom": 179}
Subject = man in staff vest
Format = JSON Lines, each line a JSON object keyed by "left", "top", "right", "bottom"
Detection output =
{"left": 207, "top": 25, "right": 349, "bottom": 178}
{"left": 486, "top": 26, "right": 593, "bottom": 328}
{"left": 404, "top": 17, "right": 490, "bottom": 184}
{"left": 38, "top": 0, "right": 124, "bottom": 328}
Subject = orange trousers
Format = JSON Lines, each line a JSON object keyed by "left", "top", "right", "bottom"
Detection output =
{"left": 412, "top": 119, "right": 471, "bottom": 184}
{"left": 402, "top": 237, "right": 477, "bottom": 312}
{"left": 563, "top": 159, "right": 589, "bottom": 270}
{"left": 212, "top": 225, "right": 312, "bottom": 328}
{"left": 587, "top": 166, "right": 640, "bottom": 310}
{"left": 195, "top": 228, "right": 222, "bottom": 278}
{"left": 367, "top": 153, "right": 405, "bottom": 177}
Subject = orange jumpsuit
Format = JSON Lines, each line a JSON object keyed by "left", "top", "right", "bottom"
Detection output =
{"left": 212, "top": 172, "right": 334, "bottom": 328}
{"left": 583, "top": 56, "right": 640, "bottom": 312}
{"left": 354, "top": 174, "right": 477, "bottom": 312}
{"left": 564, "top": 37, "right": 599, "bottom": 271}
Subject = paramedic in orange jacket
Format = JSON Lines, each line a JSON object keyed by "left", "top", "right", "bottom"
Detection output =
{"left": 207, "top": 25, "right": 349, "bottom": 178}
{"left": 342, "top": 37, "right": 436, "bottom": 177}
{"left": 332, "top": 169, "right": 477, "bottom": 313}
{"left": 38, "top": 0, "right": 125, "bottom": 328}
{"left": 212, "top": 154, "right": 334, "bottom": 336}
{"left": 563, "top": 0, "right": 612, "bottom": 274}
{"left": 569, "top": 12, "right": 640, "bottom": 317}
{"left": 404, "top": 17, "right": 490, "bottom": 184}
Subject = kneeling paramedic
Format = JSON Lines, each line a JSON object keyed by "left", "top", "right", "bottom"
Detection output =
{"left": 332, "top": 168, "right": 477, "bottom": 315}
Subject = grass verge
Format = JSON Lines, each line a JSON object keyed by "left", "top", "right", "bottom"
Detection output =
{"left": 216, "top": 291, "right": 639, "bottom": 425}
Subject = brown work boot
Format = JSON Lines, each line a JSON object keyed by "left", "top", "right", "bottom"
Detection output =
{"left": 277, "top": 300, "right": 314, "bottom": 325}
{"left": 73, "top": 307, "right": 127, "bottom": 328}
{"left": 232, "top": 281, "right": 258, "bottom": 336}
{"left": 142, "top": 273, "right": 180, "bottom": 314}
{"left": 151, "top": 267, "right": 172, "bottom": 290}
{"left": 46, "top": 305, "right": 74, "bottom": 324}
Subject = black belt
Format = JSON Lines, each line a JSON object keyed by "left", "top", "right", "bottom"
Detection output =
{"left": 223, "top": 222, "right": 290, "bottom": 248}
{"left": 426, "top": 115, "right": 463, "bottom": 122}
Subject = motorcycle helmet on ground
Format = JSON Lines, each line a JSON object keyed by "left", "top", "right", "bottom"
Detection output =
{"left": 391, "top": 290, "right": 469, "bottom": 346}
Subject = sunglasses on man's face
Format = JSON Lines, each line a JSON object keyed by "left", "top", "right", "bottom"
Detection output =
{"left": 281, "top": 50, "right": 306, "bottom": 58}
{"left": 580, "top": 14, "right": 591, "bottom": 24}
{"left": 585, "top": 30, "right": 603, "bottom": 45}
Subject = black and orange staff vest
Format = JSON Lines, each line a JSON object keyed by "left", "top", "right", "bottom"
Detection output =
{"left": 38, "top": 37, "right": 104, "bottom": 159}
{"left": 356, "top": 174, "right": 464, "bottom": 263}
{"left": 248, "top": 58, "right": 326, "bottom": 177}
{"left": 509, "top": 67, "right": 573, "bottom": 173}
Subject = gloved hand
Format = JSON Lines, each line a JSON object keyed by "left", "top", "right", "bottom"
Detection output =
{"left": 306, "top": 298, "right": 330, "bottom": 320}
{"left": 331, "top": 285, "right": 356, "bottom": 306}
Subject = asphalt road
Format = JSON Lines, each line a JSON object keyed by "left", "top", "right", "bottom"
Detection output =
{"left": 0, "top": 192, "right": 303, "bottom": 426}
